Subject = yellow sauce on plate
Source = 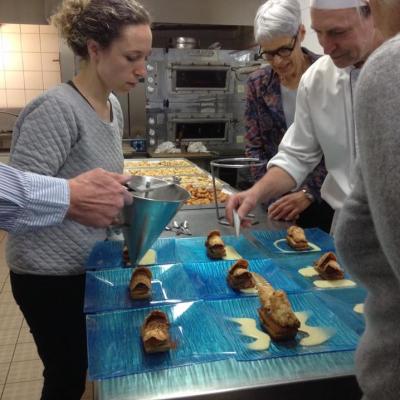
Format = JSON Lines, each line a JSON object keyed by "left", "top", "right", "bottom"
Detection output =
{"left": 313, "top": 279, "right": 356, "bottom": 289}
{"left": 295, "top": 312, "right": 335, "bottom": 346}
{"left": 298, "top": 266, "right": 319, "bottom": 277}
{"left": 353, "top": 303, "right": 364, "bottom": 314}
{"left": 223, "top": 246, "right": 241, "bottom": 260}
{"left": 240, "top": 287, "right": 258, "bottom": 295}
{"left": 138, "top": 249, "right": 156, "bottom": 265}
{"left": 230, "top": 318, "right": 271, "bottom": 350}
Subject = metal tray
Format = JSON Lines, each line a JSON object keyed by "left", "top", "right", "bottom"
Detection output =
{"left": 124, "top": 157, "right": 235, "bottom": 210}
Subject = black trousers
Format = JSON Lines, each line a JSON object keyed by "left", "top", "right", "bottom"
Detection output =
{"left": 10, "top": 272, "right": 87, "bottom": 400}
{"left": 297, "top": 199, "right": 334, "bottom": 233}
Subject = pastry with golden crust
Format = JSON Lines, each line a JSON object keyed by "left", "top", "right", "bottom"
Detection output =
{"left": 286, "top": 226, "right": 309, "bottom": 250}
{"left": 129, "top": 267, "right": 152, "bottom": 300}
{"left": 258, "top": 290, "right": 300, "bottom": 341}
{"left": 205, "top": 230, "right": 226, "bottom": 259}
{"left": 141, "top": 310, "right": 174, "bottom": 353}
{"left": 227, "top": 259, "right": 256, "bottom": 290}
{"left": 313, "top": 252, "right": 345, "bottom": 280}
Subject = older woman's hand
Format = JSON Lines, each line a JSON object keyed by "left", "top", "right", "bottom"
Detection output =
{"left": 267, "top": 191, "right": 313, "bottom": 221}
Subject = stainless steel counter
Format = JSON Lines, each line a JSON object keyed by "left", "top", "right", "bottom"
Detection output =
{"left": 94, "top": 205, "right": 361, "bottom": 400}
{"left": 161, "top": 204, "right": 288, "bottom": 238}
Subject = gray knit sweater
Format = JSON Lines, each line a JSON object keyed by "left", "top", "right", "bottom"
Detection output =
{"left": 6, "top": 83, "right": 124, "bottom": 275}
{"left": 336, "top": 34, "right": 400, "bottom": 399}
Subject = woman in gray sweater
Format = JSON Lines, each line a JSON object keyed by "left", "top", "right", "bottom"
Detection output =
{"left": 335, "top": 0, "right": 400, "bottom": 398}
{"left": 6, "top": 1, "right": 151, "bottom": 398}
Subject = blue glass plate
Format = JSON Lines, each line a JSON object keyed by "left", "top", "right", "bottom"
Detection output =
{"left": 272, "top": 254, "right": 357, "bottom": 291}
{"left": 183, "top": 259, "right": 302, "bottom": 300}
{"left": 85, "top": 238, "right": 177, "bottom": 270}
{"left": 251, "top": 228, "right": 335, "bottom": 256}
{"left": 176, "top": 235, "right": 267, "bottom": 263}
{"left": 206, "top": 292, "right": 359, "bottom": 361}
{"left": 86, "top": 301, "right": 235, "bottom": 379}
{"left": 85, "top": 264, "right": 198, "bottom": 313}
{"left": 85, "top": 240, "right": 124, "bottom": 270}
{"left": 314, "top": 287, "right": 366, "bottom": 335}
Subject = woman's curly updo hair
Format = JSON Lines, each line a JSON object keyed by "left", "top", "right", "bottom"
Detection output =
{"left": 51, "top": 0, "right": 151, "bottom": 58}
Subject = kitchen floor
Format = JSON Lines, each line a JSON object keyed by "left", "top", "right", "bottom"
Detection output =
{"left": 0, "top": 231, "right": 94, "bottom": 400}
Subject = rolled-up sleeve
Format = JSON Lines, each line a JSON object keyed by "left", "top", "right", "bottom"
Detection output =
{"left": 0, "top": 163, "right": 69, "bottom": 233}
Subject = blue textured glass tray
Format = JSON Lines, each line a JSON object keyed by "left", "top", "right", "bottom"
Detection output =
{"left": 176, "top": 235, "right": 267, "bottom": 263}
{"left": 85, "top": 264, "right": 198, "bottom": 313}
{"left": 272, "top": 254, "right": 357, "bottom": 291}
{"left": 206, "top": 292, "right": 359, "bottom": 361}
{"left": 86, "top": 301, "right": 235, "bottom": 379}
{"left": 85, "top": 238, "right": 177, "bottom": 270}
{"left": 86, "top": 240, "right": 124, "bottom": 270}
{"left": 251, "top": 228, "right": 335, "bottom": 256}
{"left": 314, "top": 287, "right": 366, "bottom": 335}
{"left": 183, "top": 259, "right": 302, "bottom": 300}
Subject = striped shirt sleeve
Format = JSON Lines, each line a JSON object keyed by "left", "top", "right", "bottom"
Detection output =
{"left": 0, "top": 163, "right": 69, "bottom": 233}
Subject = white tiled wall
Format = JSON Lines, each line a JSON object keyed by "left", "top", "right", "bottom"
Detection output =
{"left": 0, "top": 23, "right": 61, "bottom": 108}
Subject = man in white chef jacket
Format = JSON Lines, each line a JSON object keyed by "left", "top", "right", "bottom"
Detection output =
{"left": 226, "top": 0, "right": 383, "bottom": 231}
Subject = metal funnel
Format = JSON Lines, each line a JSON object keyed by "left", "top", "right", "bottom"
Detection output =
{"left": 123, "top": 176, "right": 190, "bottom": 266}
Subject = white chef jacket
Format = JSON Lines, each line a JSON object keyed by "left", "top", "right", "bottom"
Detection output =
{"left": 268, "top": 55, "right": 358, "bottom": 210}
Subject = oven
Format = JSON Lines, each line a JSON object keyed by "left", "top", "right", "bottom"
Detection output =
{"left": 145, "top": 48, "right": 257, "bottom": 151}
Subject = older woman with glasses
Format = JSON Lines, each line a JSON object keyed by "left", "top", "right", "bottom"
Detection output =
{"left": 245, "top": 0, "right": 333, "bottom": 232}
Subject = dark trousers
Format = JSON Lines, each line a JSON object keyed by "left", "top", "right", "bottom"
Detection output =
{"left": 10, "top": 272, "right": 87, "bottom": 400}
{"left": 297, "top": 199, "right": 335, "bottom": 233}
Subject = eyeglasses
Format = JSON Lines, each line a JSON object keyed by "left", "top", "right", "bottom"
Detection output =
{"left": 256, "top": 29, "right": 299, "bottom": 62}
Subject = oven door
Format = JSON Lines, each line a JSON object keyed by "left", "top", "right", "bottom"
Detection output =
{"left": 168, "top": 115, "right": 231, "bottom": 143}
{"left": 170, "top": 65, "right": 231, "bottom": 93}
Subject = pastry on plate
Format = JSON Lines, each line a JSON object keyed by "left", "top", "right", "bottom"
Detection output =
{"left": 258, "top": 290, "right": 300, "bottom": 341}
{"left": 227, "top": 259, "right": 256, "bottom": 290}
{"left": 205, "top": 230, "right": 226, "bottom": 259}
{"left": 313, "top": 252, "right": 345, "bottom": 280}
{"left": 141, "top": 310, "right": 174, "bottom": 353}
{"left": 129, "top": 267, "right": 152, "bottom": 300}
{"left": 286, "top": 226, "right": 309, "bottom": 250}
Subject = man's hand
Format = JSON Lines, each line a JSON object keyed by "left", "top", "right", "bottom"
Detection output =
{"left": 226, "top": 167, "right": 297, "bottom": 227}
{"left": 268, "top": 191, "right": 313, "bottom": 221}
{"left": 225, "top": 189, "right": 259, "bottom": 227}
{"left": 67, "top": 168, "right": 132, "bottom": 228}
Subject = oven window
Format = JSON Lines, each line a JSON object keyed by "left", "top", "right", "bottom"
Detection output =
{"left": 176, "top": 122, "right": 226, "bottom": 140}
{"left": 176, "top": 70, "right": 228, "bottom": 89}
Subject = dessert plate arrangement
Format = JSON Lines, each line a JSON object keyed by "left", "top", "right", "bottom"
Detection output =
{"left": 273, "top": 255, "right": 357, "bottom": 291}
{"left": 206, "top": 292, "right": 359, "bottom": 361}
{"left": 86, "top": 301, "right": 235, "bottom": 379}
{"left": 251, "top": 228, "right": 335, "bottom": 256}
{"left": 182, "top": 259, "right": 301, "bottom": 300}
{"left": 176, "top": 235, "right": 267, "bottom": 263}
{"left": 85, "top": 264, "right": 198, "bottom": 313}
